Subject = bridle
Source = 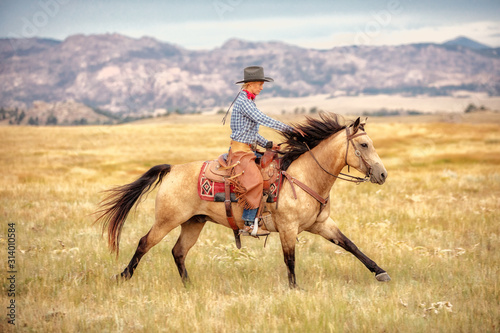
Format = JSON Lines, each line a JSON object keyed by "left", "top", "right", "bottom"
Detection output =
{"left": 305, "top": 126, "right": 372, "bottom": 184}
{"left": 279, "top": 126, "right": 371, "bottom": 211}
{"left": 345, "top": 126, "right": 373, "bottom": 176}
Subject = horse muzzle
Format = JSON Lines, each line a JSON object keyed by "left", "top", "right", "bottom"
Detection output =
{"left": 369, "top": 163, "right": 387, "bottom": 185}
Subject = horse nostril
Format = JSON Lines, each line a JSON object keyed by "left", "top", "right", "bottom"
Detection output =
{"left": 381, "top": 173, "right": 386, "bottom": 179}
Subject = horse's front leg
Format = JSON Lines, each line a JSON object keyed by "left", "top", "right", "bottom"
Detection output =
{"left": 309, "top": 218, "right": 391, "bottom": 282}
{"left": 279, "top": 227, "right": 299, "bottom": 288}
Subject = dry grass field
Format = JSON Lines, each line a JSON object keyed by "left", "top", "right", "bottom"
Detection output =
{"left": 1, "top": 112, "right": 499, "bottom": 332}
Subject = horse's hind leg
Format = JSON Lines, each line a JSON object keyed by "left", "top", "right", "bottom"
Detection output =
{"left": 309, "top": 218, "right": 391, "bottom": 282}
{"left": 172, "top": 216, "right": 206, "bottom": 286}
{"left": 119, "top": 218, "right": 179, "bottom": 281}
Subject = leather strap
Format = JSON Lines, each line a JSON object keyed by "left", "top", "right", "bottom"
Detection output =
{"left": 256, "top": 194, "right": 268, "bottom": 221}
{"left": 224, "top": 179, "right": 242, "bottom": 249}
{"left": 345, "top": 127, "right": 372, "bottom": 175}
{"left": 224, "top": 179, "right": 238, "bottom": 231}
{"left": 281, "top": 171, "right": 329, "bottom": 206}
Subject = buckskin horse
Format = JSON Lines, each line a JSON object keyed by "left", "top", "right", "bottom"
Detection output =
{"left": 95, "top": 113, "right": 391, "bottom": 288}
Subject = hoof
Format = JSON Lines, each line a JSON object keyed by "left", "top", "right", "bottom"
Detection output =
{"left": 375, "top": 272, "right": 391, "bottom": 282}
{"left": 114, "top": 272, "right": 130, "bottom": 283}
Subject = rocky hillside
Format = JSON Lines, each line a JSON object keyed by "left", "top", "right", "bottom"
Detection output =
{"left": 1, "top": 34, "right": 498, "bottom": 118}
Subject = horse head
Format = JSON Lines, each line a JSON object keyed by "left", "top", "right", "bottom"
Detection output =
{"left": 345, "top": 117, "right": 387, "bottom": 185}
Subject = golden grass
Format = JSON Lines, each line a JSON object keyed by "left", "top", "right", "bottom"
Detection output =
{"left": 1, "top": 115, "right": 499, "bottom": 332}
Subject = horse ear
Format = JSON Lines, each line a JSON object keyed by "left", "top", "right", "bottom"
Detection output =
{"left": 352, "top": 117, "right": 361, "bottom": 133}
{"left": 360, "top": 117, "right": 367, "bottom": 131}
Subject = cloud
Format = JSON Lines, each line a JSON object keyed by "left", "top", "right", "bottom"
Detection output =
{"left": 131, "top": 14, "right": 500, "bottom": 49}
{"left": 361, "top": 21, "right": 500, "bottom": 47}
{"left": 1, "top": 1, "right": 499, "bottom": 49}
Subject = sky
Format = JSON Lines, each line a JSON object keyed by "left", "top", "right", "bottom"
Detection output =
{"left": 1, "top": 0, "right": 499, "bottom": 50}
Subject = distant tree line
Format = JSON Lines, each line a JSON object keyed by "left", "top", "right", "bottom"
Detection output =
{"left": 280, "top": 106, "right": 321, "bottom": 115}
{"left": 1, "top": 107, "right": 26, "bottom": 125}
{"left": 362, "top": 108, "right": 424, "bottom": 117}
{"left": 2, "top": 102, "right": 496, "bottom": 126}
{"left": 464, "top": 103, "right": 488, "bottom": 113}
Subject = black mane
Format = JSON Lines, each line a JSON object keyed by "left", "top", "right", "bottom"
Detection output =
{"left": 279, "top": 112, "right": 349, "bottom": 171}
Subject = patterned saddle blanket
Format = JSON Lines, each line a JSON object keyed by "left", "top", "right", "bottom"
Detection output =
{"left": 197, "top": 153, "right": 281, "bottom": 203}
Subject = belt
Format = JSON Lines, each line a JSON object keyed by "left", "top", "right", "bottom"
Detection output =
{"left": 230, "top": 140, "right": 256, "bottom": 152}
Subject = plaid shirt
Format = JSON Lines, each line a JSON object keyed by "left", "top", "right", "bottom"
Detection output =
{"left": 230, "top": 91, "right": 292, "bottom": 147}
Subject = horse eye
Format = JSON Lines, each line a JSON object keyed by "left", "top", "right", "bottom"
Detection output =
{"left": 361, "top": 143, "right": 368, "bottom": 148}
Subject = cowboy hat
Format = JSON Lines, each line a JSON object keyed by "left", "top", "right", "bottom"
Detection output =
{"left": 235, "top": 66, "right": 274, "bottom": 84}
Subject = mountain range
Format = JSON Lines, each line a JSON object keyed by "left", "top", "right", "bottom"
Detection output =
{"left": 0, "top": 34, "right": 499, "bottom": 122}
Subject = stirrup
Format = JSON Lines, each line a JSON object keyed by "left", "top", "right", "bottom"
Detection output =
{"left": 238, "top": 229, "right": 270, "bottom": 237}
{"left": 239, "top": 219, "right": 270, "bottom": 237}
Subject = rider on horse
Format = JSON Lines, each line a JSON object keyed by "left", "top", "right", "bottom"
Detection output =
{"left": 224, "top": 66, "right": 303, "bottom": 236}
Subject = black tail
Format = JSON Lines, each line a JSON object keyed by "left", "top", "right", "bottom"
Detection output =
{"left": 94, "top": 164, "right": 172, "bottom": 256}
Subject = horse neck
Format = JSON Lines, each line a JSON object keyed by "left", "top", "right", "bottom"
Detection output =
{"left": 287, "top": 131, "right": 347, "bottom": 198}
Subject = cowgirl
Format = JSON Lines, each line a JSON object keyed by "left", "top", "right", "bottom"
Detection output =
{"left": 225, "top": 66, "right": 302, "bottom": 235}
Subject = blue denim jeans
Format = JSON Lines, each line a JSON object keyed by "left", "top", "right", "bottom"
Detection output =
{"left": 242, "top": 208, "right": 258, "bottom": 225}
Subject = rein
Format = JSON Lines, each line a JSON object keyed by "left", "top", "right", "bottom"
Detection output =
{"left": 304, "top": 127, "right": 370, "bottom": 184}
{"left": 221, "top": 87, "right": 243, "bottom": 125}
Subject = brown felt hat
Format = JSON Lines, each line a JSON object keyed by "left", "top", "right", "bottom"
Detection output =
{"left": 235, "top": 66, "right": 274, "bottom": 84}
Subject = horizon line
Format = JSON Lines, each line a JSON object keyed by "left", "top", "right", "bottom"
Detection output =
{"left": 1, "top": 32, "right": 494, "bottom": 52}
